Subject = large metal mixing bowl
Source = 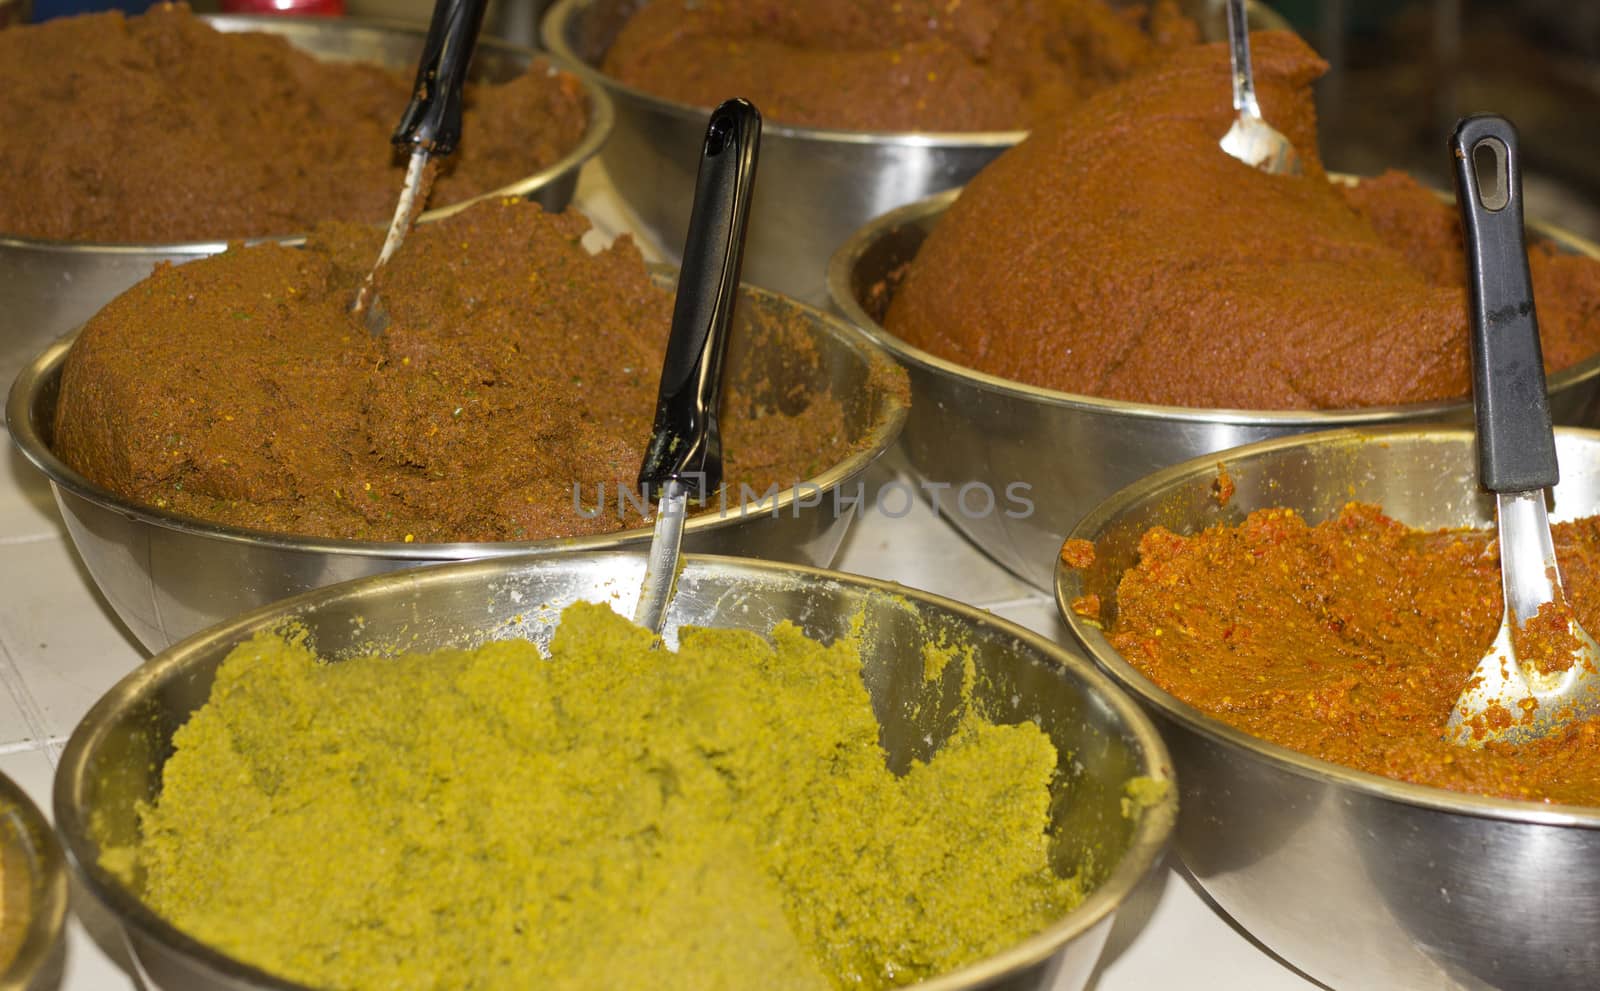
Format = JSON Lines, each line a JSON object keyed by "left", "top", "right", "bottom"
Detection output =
{"left": 541, "top": 0, "right": 1286, "bottom": 307}
{"left": 7, "top": 277, "right": 908, "bottom": 654}
{"left": 0, "top": 769, "right": 67, "bottom": 991}
{"left": 55, "top": 550, "right": 1176, "bottom": 991}
{"left": 0, "top": 15, "right": 615, "bottom": 389}
{"left": 828, "top": 189, "right": 1600, "bottom": 592}
{"left": 1056, "top": 426, "right": 1600, "bottom": 991}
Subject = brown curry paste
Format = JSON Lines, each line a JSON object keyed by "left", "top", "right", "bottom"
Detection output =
{"left": 602, "top": 0, "right": 1197, "bottom": 132}
{"left": 1105, "top": 502, "right": 1600, "bottom": 805}
{"left": 885, "top": 32, "right": 1600, "bottom": 409}
{"left": 52, "top": 199, "right": 892, "bottom": 543}
{"left": 0, "top": 4, "right": 588, "bottom": 242}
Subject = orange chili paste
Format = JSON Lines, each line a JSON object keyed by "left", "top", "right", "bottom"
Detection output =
{"left": 1106, "top": 503, "right": 1600, "bottom": 805}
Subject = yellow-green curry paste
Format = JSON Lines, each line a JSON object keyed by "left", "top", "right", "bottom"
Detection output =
{"left": 124, "top": 602, "right": 1086, "bottom": 989}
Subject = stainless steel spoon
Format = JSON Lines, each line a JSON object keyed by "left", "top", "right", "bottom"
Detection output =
{"left": 1218, "top": 0, "right": 1301, "bottom": 175}
{"left": 633, "top": 98, "right": 762, "bottom": 635}
{"left": 1445, "top": 114, "right": 1600, "bottom": 745}
{"left": 351, "top": 0, "right": 488, "bottom": 334}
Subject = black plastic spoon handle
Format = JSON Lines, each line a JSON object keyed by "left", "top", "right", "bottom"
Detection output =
{"left": 390, "top": 0, "right": 489, "bottom": 156}
{"left": 637, "top": 98, "right": 762, "bottom": 501}
{"left": 1452, "top": 114, "right": 1557, "bottom": 493}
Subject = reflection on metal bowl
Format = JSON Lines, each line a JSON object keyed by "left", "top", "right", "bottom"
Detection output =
{"left": 1057, "top": 426, "right": 1600, "bottom": 991}
{"left": 55, "top": 550, "right": 1175, "bottom": 991}
{"left": 827, "top": 189, "right": 1600, "bottom": 592}
{"left": 6, "top": 275, "right": 908, "bottom": 653}
{"left": 0, "top": 14, "right": 615, "bottom": 389}
{"left": 0, "top": 769, "right": 67, "bottom": 991}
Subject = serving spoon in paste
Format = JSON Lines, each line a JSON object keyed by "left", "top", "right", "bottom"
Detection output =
{"left": 351, "top": 0, "right": 489, "bottom": 334}
{"left": 1218, "top": 0, "right": 1300, "bottom": 175}
{"left": 633, "top": 98, "right": 762, "bottom": 635}
{"left": 1445, "top": 114, "right": 1600, "bottom": 746}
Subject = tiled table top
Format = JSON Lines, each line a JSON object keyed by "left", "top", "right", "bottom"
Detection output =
{"left": 0, "top": 164, "right": 1321, "bottom": 991}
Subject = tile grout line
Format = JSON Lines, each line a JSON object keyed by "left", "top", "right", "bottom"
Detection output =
{"left": 0, "top": 633, "right": 56, "bottom": 758}
{"left": 0, "top": 532, "right": 61, "bottom": 547}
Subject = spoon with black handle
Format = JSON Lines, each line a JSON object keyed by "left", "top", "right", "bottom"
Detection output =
{"left": 351, "top": 0, "right": 489, "bottom": 334}
{"left": 1445, "top": 114, "right": 1600, "bottom": 745}
{"left": 633, "top": 98, "right": 762, "bottom": 635}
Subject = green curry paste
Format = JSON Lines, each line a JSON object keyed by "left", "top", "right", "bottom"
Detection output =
{"left": 126, "top": 602, "right": 1085, "bottom": 989}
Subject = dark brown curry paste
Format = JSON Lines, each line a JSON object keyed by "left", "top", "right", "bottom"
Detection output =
{"left": 602, "top": 0, "right": 1197, "bottom": 132}
{"left": 886, "top": 32, "right": 1600, "bottom": 409}
{"left": 1106, "top": 503, "right": 1600, "bottom": 805}
{"left": 0, "top": 4, "right": 588, "bottom": 242}
{"left": 52, "top": 199, "right": 890, "bottom": 543}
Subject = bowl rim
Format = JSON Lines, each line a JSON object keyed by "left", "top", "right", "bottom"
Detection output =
{"left": 0, "top": 13, "right": 616, "bottom": 254}
{"left": 825, "top": 186, "right": 1600, "bottom": 426}
{"left": 540, "top": 0, "right": 1029, "bottom": 146}
{"left": 0, "top": 768, "right": 68, "bottom": 991}
{"left": 1056, "top": 422, "right": 1600, "bottom": 828}
{"left": 54, "top": 548, "right": 1178, "bottom": 991}
{"left": 5, "top": 274, "right": 910, "bottom": 558}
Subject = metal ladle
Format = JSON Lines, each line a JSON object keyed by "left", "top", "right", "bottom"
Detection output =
{"left": 1445, "top": 114, "right": 1600, "bottom": 745}
{"left": 1218, "top": 0, "right": 1301, "bottom": 175}
{"left": 351, "top": 0, "right": 489, "bottom": 334}
{"left": 632, "top": 98, "right": 762, "bottom": 635}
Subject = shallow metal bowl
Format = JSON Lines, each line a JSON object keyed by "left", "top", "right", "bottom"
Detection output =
{"left": 827, "top": 189, "right": 1600, "bottom": 592}
{"left": 56, "top": 550, "right": 1175, "bottom": 991}
{"left": 0, "top": 14, "right": 615, "bottom": 388}
{"left": 0, "top": 769, "right": 67, "bottom": 991}
{"left": 7, "top": 276, "right": 909, "bottom": 653}
{"left": 1056, "top": 426, "right": 1600, "bottom": 991}
{"left": 541, "top": 0, "right": 1287, "bottom": 307}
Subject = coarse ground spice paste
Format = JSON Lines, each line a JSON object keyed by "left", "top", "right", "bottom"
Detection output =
{"left": 52, "top": 199, "right": 895, "bottom": 542}
{"left": 886, "top": 31, "right": 1600, "bottom": 409}
{"left": 602, "top": 0, "right": 1197, "bottom": 132}
{"left": 1101, "top": 502, "right": 1600, "bottom": 805}
{"left": 0, "top": 3, "right": 589, "bottom": 242}
{"left": 115, "top": 601, "right": 1089, "bottom": 990}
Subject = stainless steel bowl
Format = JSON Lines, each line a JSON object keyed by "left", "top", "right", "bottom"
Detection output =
{"left": 7, "top": 276, "right": 909, "bottom": 654}
{"left": 828, "top": 189, "right": 1600, "bottom": 592}
{"left": 55, "top": 550, "right": 1175, "bottom": 991}
{"left": 1056, "top": 426, "right": 1600, "bottom": 991}
{"left": 0, "top": 14, "right": 615, "bottom": 390}
{"left": 540, "top": 0, "right": 1287, "bottom": 307}
{"left": 0, "top": 770, "right": 67, "bottom": 991}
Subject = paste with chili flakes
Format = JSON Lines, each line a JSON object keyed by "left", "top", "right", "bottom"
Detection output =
{"left": 0, "top": 3, "right": 588, "bottom": 243}
{"left": 602, "top": 0, "right": 1197, "bottom": 132}
{"left": 885, "top": 31, "right": 1600, "bottom": 409}
{"left": 51, "top": 198, "right": 895, "bottom": 543}
{"left": 1106, "top": 502, "right": 1600, "bottom": 805}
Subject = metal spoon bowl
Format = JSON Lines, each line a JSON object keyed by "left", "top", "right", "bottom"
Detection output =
{"left": 1218, "top": 0, "right": 1301, "bottom": 175}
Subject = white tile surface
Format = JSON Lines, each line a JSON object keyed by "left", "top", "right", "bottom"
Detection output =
{"left": 0, "top": 162, "right": 1319, "bottom": 991}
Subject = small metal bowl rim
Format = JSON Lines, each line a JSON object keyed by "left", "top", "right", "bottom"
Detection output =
{"left": 5, "top": 276, "right": 909, "bottom": 560}
{"left": 0, "top": 14, "right": 616, "bottom": 255}
{"left": 826, "top": 187, "right": 1600, "bottom": 426}
{"left": 1056, "top": 422, "right": 1600, "bottom": 829}
{"left": 540, "top": 0, "right": 1028, "bottom": 147}
{"left": 54, "top": 549, "right": 1178, "bottom": 991}
{"left": 0, "top": 769, "right": 67, "bottom": 991}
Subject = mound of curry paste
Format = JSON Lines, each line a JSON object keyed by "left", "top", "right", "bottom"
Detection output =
{"left": 0, "top": 4, "right": 588, "bottom": 242}
{"left": 886, "top": 31, "right": 1600, "bottom": 409}
{"left": 122, "top": 601, "right": 1086, "bottom": 990}
{"left": 1106, "top": 503, "right": 1600, "bottom": 805}
{"left": 52, "top": 199, "right": 888, "bottom": 542}
{"left": 602, "top": 0, "right": 1197, "bottom": 131}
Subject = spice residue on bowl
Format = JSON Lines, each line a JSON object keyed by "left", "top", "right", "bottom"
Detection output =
{"left": 602, "top": 0, "right": 1197, "bottom": 131}
{"left": 52, "top": 198, "right": 879, "bottom": 543}
{"left": 0, "top": 3, "right": 588, "bottom": 242}
{"left": 885, "top": 31, "right": 1600, "bottom": 409}
{"left": 120, "top": 601, "right": 1087, "bottom": 990}
{"left": 1101, "top": 502, "right": 1600, "bottom": 804}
